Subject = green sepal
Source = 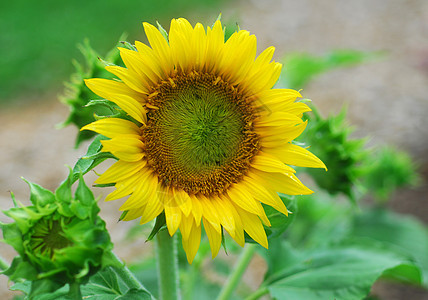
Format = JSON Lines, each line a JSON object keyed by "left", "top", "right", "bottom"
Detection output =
{"left": 221, "top": 229, "right": 228, "bottom": 255}
{"left": 156, "top": 21, "right": 169, "bottom": 42}
{"left": 22, "top": 178, "right": 56, "bottom": 207}
{"left": 118, "top": 211, "right": 128, "bottom": 222}
{"left": 0, "top": 222, "right": 25, "bottom": 255}
{"left": 55, "top": 168, "right": 73, "bottom": 204}
{"left": 146, "top": 213, "right": 166, "bottom": 241}
{"left": 120, "top": 40, "right": 137, "bottom": 51}
{"left": 85, "top": 99, "right": 118, "bottom": 110}
{"left": 75, "top": 172, "right": 95, "bottom": 206}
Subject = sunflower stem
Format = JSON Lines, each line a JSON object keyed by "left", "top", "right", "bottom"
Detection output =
{"left": 245, "top": 287, "right": 269, "bottom": 300}
{"left": 216, "top": 243, "right": 257, "bottom": 300}
{"left": 68, "top": 282, "right": 82, "bottom": 300}
{"left": 107, "top": 251, "right": 149, "bottom": 292}
{"left": 156, "top": 229, "right": 180, "bottom": 300}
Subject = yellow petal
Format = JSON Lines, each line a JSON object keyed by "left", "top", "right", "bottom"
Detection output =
{"left": 260, "top": 120, "right": 308, "bottom": 145}
{"left": 139, "top": 187, "right": 163, "bottom": 224}
{"left": 173, "top": 189, "right": 192, "bottom": 217}
{"left": 214, "top": 195, "right": 245, "bottom": 247}
{"left": 179, "top": 213, "right": 194, "bottom": 241}
{"left": 101, "top": 135, "right": 145, "bottom": 162}
{"left": 204, "top": 20, "right": 224, "bottom": 72}
{"left": 241, "top": 176, "right": 288, "bottom": 216}
{"left": 122, "top": 205, "right": 145, "bottom": 221}
{"left": 95, "top": 160, "right": 146, "bottom": 185}
{"left": 265, "top": 143, "right": 327, "bottom": 170}
{"left": 189, "top": 195, "right": 203, "bottom": 225}
{"left": 255, "top": 112, "right": 303, "bottom": 128}
{"left": 203, "top": 217, "right": 222, "bottom": 258}
{"left": 252, "top": 89, "right": 302, "bottom": 109}
{"left": 234, "top": 205, "right": 268, "bottom": 248}
{"left": 250, "top": 169, "right": 313, "bottom": 195}
{"left": 119, "top": 171, "right": 156, "bottom": 210}
{"left": 143, "top": 22, "right": 174, "bottom": 75}
{"left": 218, "top": 30, "right": 257, "bottom": 85}
{"left": 211, "top": 196, "right": 235, "bottom": 235}
{"left": 165, "top": 205, "right": 182, "bottom": 236}
{"left": 193, "top": 23, "right": 207, "bottom": 71}
{"left": 118, "top": 47, "right": 159, "bottom": 86}
{"left": 104, "top": 66, "right": 149, "bottom": 94}
{"left": 105, "top": 175, "right": 140, "bottom": 202}
{"left": 81, "top": 118, "right": 141, "bottom": 139}
{"left": 245, "top": 62, "right": 282, "bottom": 95}
{"left": 227, "top": 184, "right": 264, "bottom": 215}
{"left": 251, "top": 151, "right": 296, "bottom": 173}
{"left": 182, "top": 220, "right": 201, "bottom": 264}
{"left": 85, "top": 78, "right": 147, "bottom": 124}
{"left": 134, "top": 40, "right": 165, "bottom": 81}
{"left": 198, "top": 195, "right": 221, "bottom": 226}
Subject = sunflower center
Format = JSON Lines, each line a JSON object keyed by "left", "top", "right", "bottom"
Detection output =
{"left": 142, "top": 73, "right": 259, "bottom": 195}
{"left": 30, "top": 218, "right": 72, "bottom": 259}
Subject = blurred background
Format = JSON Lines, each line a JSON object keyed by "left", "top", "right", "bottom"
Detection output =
{"left": 1, "top": 0, "right": 427, "bottom": 299}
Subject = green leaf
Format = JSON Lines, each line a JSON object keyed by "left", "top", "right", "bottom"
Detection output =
{"left": 351, "top": 209, "right": 428, "bottom": 286}
{"left": 81, "top": 267, "right": 151, "bottom": 299}
{"left": 265, "top": 194, "right": 296, "bottom": 239}
{"left": 22, "top": 178, "right": 56, "bottom": 207}
{"left": 72, "top": 134, "right": 112, "bottom": 183}
{"left": 266, "top": 244, "right": 420, "bottom": 300}
{"left": 146, "top": 213, "right": 166, "bottom": 241}
{"left": 29, "top": 279, "right": 66, "bottom": 299}
{"left": 82, "top": 267, "right": 122, "bottom": 296}
{"left": 118, "top": 288, "right": 151, "bottom": 299}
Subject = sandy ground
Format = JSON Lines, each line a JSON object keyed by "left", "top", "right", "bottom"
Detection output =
{"left": 1, "top": 0, "right": 428, "bottom": 298}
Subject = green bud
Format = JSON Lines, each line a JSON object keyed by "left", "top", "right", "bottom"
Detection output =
{"left": 298, "top": 106, "right": 367, "bottom": 202}
{"left": 59, "top": 37, "right": 126, "bottom": 147}
{"left": 1, "top": 169, "right": 114, "bottom": 296}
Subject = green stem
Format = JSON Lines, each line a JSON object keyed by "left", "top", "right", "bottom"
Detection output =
{"left": 68, "top": 282, "right": 82, "bottom": 300}
{"left": 0, "top": 256, "right": 9, "bottom": 271}
{"left": 156, "top": 229, "right": 180, "bottom": 300}
{"left": 245, "top": 287, "right": 269, "bottom": 300}
{"left": 216, "top": 244, "right": 257, "bottom": 300}
{"left": 107, "top": 251, "right": 149, "bottom": 292}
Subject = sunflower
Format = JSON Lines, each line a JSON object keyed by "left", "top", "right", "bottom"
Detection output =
{"left": 81, "top": 18, "right": 325, "bottom": 263}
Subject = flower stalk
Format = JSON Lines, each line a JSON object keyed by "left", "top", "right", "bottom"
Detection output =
{"left": 106, "top": 251, "right": 148, "bottom": 291}
{"left": 156, "top": 229, "right": 180, "bottom": 300}
{"left": 216, "top": 244, "right": 257, "bottom": 300}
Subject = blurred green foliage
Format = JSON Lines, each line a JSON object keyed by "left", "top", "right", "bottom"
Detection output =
{"left": 282, "top": 50, "right": 382, "bottom": 90}
{"left": 298, "top": 106, "right": 367, "bottom": 202}
{"left": 360, "top": 146, "right": 419, "bottom": 202}
{"left": 0, "top": 0, "right": 225, "bottom": 102}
